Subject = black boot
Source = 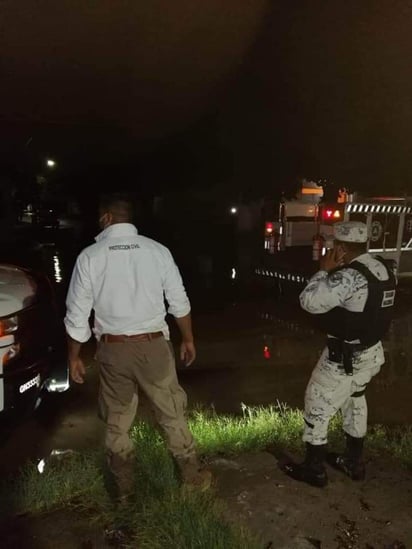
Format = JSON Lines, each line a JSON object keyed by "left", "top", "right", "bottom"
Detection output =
{"left": 326, "top": 434, "right": 365, "bottom": 481}
{"left": 281, "top": 443, "right": 328, "bottom": 488}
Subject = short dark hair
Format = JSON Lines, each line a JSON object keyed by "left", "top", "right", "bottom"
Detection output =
{"left": 99, "top": 193, "right": 134, "bottom": 223}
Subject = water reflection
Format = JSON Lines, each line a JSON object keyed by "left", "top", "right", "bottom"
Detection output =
{"left": 379, "top": 314, "right": 412, "bottom": 386}
{"left": 184, "top": 299, "right": 412, "bottom": 425}
{"left": 53, "top": 253, "right": 63, "bottom": 284}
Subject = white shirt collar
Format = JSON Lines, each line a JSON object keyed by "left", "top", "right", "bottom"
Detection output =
{"left": 95, "top": 223, "right": 138, "bottom": 242}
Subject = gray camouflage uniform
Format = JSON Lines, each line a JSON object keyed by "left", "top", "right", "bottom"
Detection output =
{"left": 300, "top": 253, "right": 388, "bottom": 446}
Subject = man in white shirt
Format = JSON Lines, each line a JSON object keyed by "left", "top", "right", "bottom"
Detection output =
{"left": 65, "top": 194, "right": 211, "bottom": 499}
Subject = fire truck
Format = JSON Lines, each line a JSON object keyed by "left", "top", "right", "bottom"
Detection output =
{"left": 257, "top": 182, "right": 412, "bottom": 289}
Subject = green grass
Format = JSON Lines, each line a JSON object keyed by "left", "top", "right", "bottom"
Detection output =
{"left": 367, "top": 423, "right": 412, "bottom": 467}
{"left": 2, "top": 404, "right": 412, "bottom": 548}
{"left": 3, "top": 450, "right": 108, "bottom": 514}
{"left": 189, "top": 404, "right": 412, "bottom": 469}
{"left": 189, "top": 403, "right": 350, "bottom": 460}
{"left": 191, "top": 403, "right": 305, "bottom": 456}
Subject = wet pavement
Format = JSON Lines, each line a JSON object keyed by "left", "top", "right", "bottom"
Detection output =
{"left": 186, "top": 298, "right": 412, "bottom": 427}
{"left": 1, "top": 225, "right": 412, "bottom": 473}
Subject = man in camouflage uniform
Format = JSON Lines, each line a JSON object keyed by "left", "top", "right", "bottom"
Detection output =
{"left": 282, "top": 221, "right": 396, "bottom": 487}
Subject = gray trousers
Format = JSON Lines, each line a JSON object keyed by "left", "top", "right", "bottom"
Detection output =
{"left": 303, "top": 344, "right": 383, "bottom": 445}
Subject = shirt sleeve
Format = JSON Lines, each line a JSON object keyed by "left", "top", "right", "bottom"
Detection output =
{"left": 161, "top": 249, "right": 191, "bottom": 318}
{"left": 64, "top": 252, "right": 94, "bottom": 342}
{"left": 299, "top": 269, "right": 355, "bottom": 314}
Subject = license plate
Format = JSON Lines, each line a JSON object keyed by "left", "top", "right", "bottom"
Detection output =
{"left": 19, "top": 374, "right": 41, "bottom": 394}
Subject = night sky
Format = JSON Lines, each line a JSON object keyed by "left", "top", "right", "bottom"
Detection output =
{"left": 2, "top": 1, "right": 412, "bottom": 196}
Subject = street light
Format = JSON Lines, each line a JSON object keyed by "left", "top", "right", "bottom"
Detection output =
{"left": 46, "top": 159, "right": 56, "bottom": 168}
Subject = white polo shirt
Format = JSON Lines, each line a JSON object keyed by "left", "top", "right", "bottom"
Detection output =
{"left": 64, "top": 223, "right": 191, "bottom": 342}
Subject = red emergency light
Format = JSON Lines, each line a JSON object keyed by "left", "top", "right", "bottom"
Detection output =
{"left": 322, "top": 208, "right": 341, "bottom": 221}
{"left": 265, "top": 222, "right": 274, "bottom": 235}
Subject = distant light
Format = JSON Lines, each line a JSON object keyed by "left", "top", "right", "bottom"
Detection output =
{"left": 37, "top": 459, "right": 46, "bottom": 474}
{"left": 265, "top": 222, "right": 274, "bottom": 235}
{"left": 53, "top": 254, "right": 62, "bottom": 283}
{"left": 263, "top": 346, "right": 271, "bottom": 360}
{"left": 230, "top": 207, "right": 237, "bottom": 214}
{"left": 46, "top": 159, "right": 56, "bottom": 167}
{"left": 231, "top": 268, "right": 237, "bottom": 280}
{"left": 302, "top": 187, "right": 323, "bottom": 195}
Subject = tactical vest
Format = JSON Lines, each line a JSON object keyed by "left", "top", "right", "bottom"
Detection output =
{"left": 319, "top": 258, "right": 396, "bottom": 345}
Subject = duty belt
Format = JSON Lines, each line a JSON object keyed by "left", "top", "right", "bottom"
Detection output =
{"left": 101, "top": 332, "right": 163, "bottom": 343}
{"left": 327, "top": 338, "right": 377, "bottom": 376}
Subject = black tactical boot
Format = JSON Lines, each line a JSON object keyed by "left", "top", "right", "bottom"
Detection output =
{"left": 326, "top": 434, "right": 365, "bottom": 481}
{"left": 281, "top": 443, "right": 328, "bottom": 488}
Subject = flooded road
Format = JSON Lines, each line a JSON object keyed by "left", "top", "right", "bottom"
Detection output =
{"left": 1, "top": 226, "right": 412, "bottom": 473}
{"left": 186, "top": 298, "right": 412, "bottom": 426}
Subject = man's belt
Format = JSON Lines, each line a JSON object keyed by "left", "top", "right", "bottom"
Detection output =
{"left": 327, "top": 338, "right": 378, "bottom": 376}
{"left": 101, "top": 332, "right": 163, "bottom": 343}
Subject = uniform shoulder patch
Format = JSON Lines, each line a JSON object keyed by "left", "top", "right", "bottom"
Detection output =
{"left": 381, "top": 289, "right": 395, "bottom": 308}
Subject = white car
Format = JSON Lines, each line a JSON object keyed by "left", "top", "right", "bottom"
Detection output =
{"left": 0, "top": 264, "right": 69, "bottom": 417}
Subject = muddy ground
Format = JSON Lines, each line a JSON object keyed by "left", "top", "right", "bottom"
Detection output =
{"left": 1, "top": 449, "right": 411, "bottom": 549}
{"left": 210, "top": 451, "right": 412, "bottom": 549}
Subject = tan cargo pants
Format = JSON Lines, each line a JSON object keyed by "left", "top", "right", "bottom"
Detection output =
{"left": 96, "top": 336, "right": 196, "bottom": 495}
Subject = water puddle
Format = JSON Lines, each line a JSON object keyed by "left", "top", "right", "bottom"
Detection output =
{"left": 185, "top": 299, "right": 412, "bottom": 425}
